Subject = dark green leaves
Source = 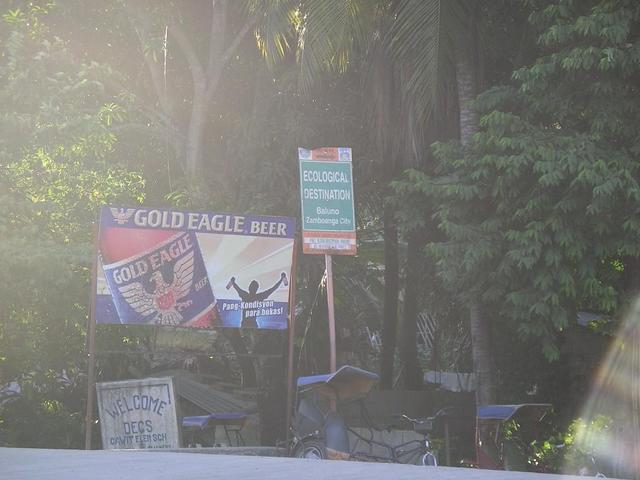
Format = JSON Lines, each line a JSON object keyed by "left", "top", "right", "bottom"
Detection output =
{"left": 393, "top": 0, "right": 640, "bottom": 359}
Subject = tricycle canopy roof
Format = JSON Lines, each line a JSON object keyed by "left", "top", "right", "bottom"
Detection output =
{"left": 297, "top": 365, "right": 378, "bottom": 401}
{"left": 182, "top": 412, "right": 247, "bottom": 429}
{"left": 477, "top": 404, "right": 552, "bottom": 421}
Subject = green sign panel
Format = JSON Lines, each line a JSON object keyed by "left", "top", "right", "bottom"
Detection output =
{"left": 300, "top": 161, "right": 355, "bottom": 231}
{"left": 298, "top": 147, "right": 356, "bottom": 255}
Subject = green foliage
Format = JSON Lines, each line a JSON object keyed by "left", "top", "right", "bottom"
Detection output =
{"left": 393, "top": 0, "right": 640, "bottom": 360}
{"left": 253, "top": 0, "right": 378, "bottom": 90}
{"left": 0, "top": 370, "right": 85, "bottom": 448}
{"left": 0, "top": 3, "right": 145, "bottom": 447}
{"left": 532, "top": 416, "right": 612, "bottom": 475}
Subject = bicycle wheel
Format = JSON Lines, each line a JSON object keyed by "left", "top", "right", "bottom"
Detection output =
{"left": 420, "top": 452, "right": 437, "bottom": 466}
{"left": 293, "top": 440, "right": 327, "bottom": 460}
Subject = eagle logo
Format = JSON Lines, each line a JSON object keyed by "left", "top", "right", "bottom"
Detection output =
{"left": 118, "top": 251, "right": 195, "bottom": 326}
{"left": 110, "top": 208, "right": 136, "bottom": 225}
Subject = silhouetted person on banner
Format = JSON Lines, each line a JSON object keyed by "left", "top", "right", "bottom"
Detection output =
{"left": 227, "top": 272, "right": 288, "bottom": 328}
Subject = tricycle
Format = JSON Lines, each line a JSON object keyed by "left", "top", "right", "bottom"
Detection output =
{"left": 290, "top": 365, "right": 443, "bottom": 465}
{"left": 475, "top": 403, "right": 552, "bottom": 471}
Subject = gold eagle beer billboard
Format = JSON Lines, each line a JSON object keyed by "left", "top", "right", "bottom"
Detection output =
{"left": 96, "top": 206, "right": 295, "bottom": 329}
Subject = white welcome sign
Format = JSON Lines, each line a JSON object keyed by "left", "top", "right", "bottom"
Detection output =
{"left": 96, "top": 377, "right": 180, "bottom": 449}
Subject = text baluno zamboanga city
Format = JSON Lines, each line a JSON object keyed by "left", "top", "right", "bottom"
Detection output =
{"left": 104, "top": 207, "right": 295, "bottom": 239}
{"left": 103, "top": 391, "right": 173, "bottom": 449}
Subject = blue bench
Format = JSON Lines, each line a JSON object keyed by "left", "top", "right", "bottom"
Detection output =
{"left": 182, "top": 413, "right": 248, "bottom": 447}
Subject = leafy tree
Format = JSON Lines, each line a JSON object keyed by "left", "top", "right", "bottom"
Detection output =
{"left": 0, "top": 2, "right": 145, "bottom": 447}
{"left": 394, "top": 0, "right": 640, "bottom": 365}
{"left": 55, "top": 0, "right": 259, "bottom": 183}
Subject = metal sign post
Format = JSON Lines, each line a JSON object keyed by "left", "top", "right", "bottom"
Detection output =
{"left": 325, "top": 254, "right": 337, "bottom": 373}
{"left": 85, "top": 225, "right": 99, "bottom": 450}
{"left": 285, "top": 240, "right": 298, "bottom": 435}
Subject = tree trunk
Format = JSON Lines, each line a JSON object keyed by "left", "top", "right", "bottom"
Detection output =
{"left": 456, "top": 61, "right": 479, "bottom": 147}
{"left": 253, "top": 333, "right": 286, "bottom": 445}
{"left": 380, "top": 203, "right": 399, "bottom": 389}
{"left": 622, "top": 256, "right": 640, "bottom": 301}
{"left": 456, "top": 59, "right": 495, "bottom": 405}
{"left": 185, "top": 85, "right": 207, "bottom": 179}
{"left": 469, "top": 301, "right": 494, "bottom": 405}
{"left": 400, "top": 232, "right": 423, "bottom": 389}
{"left": 185, "top": 84, "right": 209, "bottom": 180}
{"left": 222, "top": 329, "right": 256, "bottom": 388}
{"left": 160, "top": 2, "right": 254, "bottom": 180}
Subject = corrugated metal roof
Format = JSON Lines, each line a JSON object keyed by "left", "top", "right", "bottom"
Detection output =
{"left": 158, "top": 370, "right": 257, "bottom": 414}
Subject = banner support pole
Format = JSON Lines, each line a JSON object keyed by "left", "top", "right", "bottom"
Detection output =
{"left": 84, "top": 224, "right": 99, "bottom": 450}
{"left": 285, "top": 239, "right": 298, "bottom": 438}
{"left": 325, "top": 254, "right": 336, "bottom": 373}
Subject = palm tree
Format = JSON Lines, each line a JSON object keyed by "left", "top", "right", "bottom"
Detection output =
{"left": 388, "top": 0, "right": 495, "bottom": 402}
{"left": 255, "top": 0, "right": 495, "bottom": 401}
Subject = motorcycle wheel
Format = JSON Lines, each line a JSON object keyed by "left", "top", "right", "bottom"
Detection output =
{"left": 293, "top": 440, "right": 327, "bottom": 460}
{"left": 421, "top": 452, "right": 437, "bottom": 466}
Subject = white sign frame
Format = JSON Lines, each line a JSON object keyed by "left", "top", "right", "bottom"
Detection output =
{"left": 96, "top": 377, "right": 181, "bottom": 450}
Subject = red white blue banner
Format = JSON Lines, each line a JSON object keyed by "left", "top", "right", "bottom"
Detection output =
{"left": 96, "top": 206, "right": 295, "bottom": 329}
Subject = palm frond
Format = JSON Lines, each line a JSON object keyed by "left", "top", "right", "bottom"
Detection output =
{"left": 297, "top": 0, "right": 375, "bottom": 92}
{"left": 249, "top": 0, "right": 299, "bottom": 67}
{"left": 387, "top": 0, "right": 470, "bottom": 130}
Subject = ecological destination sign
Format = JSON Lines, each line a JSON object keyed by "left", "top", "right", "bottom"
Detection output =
{"left": 96, "top": 377, "right": 180, "bottom": 450}
{"left": 96, "top": 206, "right": 295, "bottom": 329}
{"left": 298, "top": 147, "right": 356, "bottom": 255}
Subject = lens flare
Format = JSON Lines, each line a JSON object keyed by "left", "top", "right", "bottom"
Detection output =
{"left": 568, "top": 299, "right": 640, "bottom": 478}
